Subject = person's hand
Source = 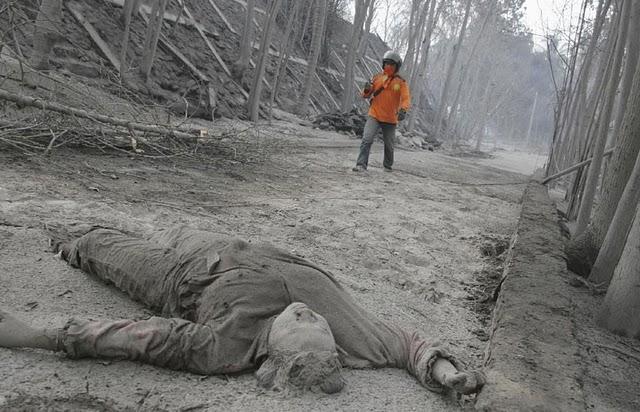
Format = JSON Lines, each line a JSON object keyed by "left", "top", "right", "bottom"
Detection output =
{"left": 363, "top": 81, "right": 372, "bottom": 94}
{"left": 398, "top": 109, "right": 407, "bottom": 121}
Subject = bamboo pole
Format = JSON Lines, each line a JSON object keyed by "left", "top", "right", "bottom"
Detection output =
{"left": 542, "top": 147, "right": 615, "bottom": 184}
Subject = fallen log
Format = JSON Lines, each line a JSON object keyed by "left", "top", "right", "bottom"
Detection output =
{"left": 178, "top": 3, "right": 249, "bottom": 100}
{"left": 314, "top": 72, "right": 340, "bottom": 110}
{"left": 67, "top": 2, "right": 120, "bottom": 70}
{"left": 207, "top": 0, "right": 238, "bottom": 34}
{"left": 542, "top": 147, "right": 615, "bottom": 185}
{"left": 104, "top": 0, "right": 219, "bottom": 36}
{"left": 138, "top": 11, "right": 209, "bottom": 83}
{"left": 0, "top": 89, "right": 200, "bottom": 141}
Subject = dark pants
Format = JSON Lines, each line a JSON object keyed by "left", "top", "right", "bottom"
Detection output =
{"left": 356, "top": 116, "right": 396, "bottom": 169}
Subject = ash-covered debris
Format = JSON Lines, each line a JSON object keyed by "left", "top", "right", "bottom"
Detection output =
{"left": 400, "top": 130, "right": 442, "bottom": 150}
{"left": 312, "top": 109, "right": 367, "bottom": 136}
{"left": 312, "top": 109, "right": 442, "bottom": 150}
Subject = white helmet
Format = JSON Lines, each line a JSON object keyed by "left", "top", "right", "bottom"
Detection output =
{"left": 382, "top": 50, "right": 402, "bottom": 70}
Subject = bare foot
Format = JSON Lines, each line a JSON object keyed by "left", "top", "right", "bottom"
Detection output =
{"left": 0, "top": 310, "right": 57, "bottom": 350}
{"left": 444, "top": 370, "right": 486, "bottom": 395}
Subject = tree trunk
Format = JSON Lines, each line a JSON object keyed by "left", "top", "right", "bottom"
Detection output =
{"left": 584, "top": 49, "right": 640, "bottom": 282}
{"left": 340, "top": 0, "right": 370, "bottom": 112}
{"left": 444, "top": 0, "right": 496, "bottom": 139}
{"left": 119, "top": 0, "right": 141, "bottom": 79}
{"left": 574, "top": 0, "right": 629, "bottom": 236}
{"left": 407, "top": 0, "right": 440, "bottom": 132}
{"left": 268, "top": 0, "right": 302, "bottom": 118}
{"left": 596, "top": 202, "right": 640, "bottom": 339}
{"left": 610, "top": 0, "right": 640, "bottom": 146}
{"left": 589, "top": 150, "right": 640, "bottom": 285}
{"left": 357, "top": 0, "right": 377, "bottom": 64}
{"left": 233, "top": 0, "right": 255, "bottom": 81}
{"left": 248, "top": 0, "right": 283, "bottom": 121}
{"left": 140, "top": 0, "right": 167, "bottom": 81}
{"left": 297, "top": 0, "right": 327, "bottom": 114}
{"left": 554, "top": 0, "right": 612, "bottom": 173}
{"left": 566, "top": 2, "right": 640, "bottom": 276}
{"left": 432, "top": 0, "right": 472, "bottom": 140}
{"left": 403, "top": 0, "right": 427, "bottom": 80}
{"left": 525, "top": 92, "right": 538, "bottom": 146}
{"left": 31, "top": 0, "right": 62, "bottom": 70}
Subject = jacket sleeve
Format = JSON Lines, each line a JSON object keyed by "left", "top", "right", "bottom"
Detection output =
{"left": 400, "top": 80, "right": 411, "bottom": 111}
{"left": 59, "top": 316, "right": 264, "bottom": 375}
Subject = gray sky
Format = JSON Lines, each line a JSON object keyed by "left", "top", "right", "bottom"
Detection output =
{"left": 523, "top": 0, "right": 586, "bottom": 46}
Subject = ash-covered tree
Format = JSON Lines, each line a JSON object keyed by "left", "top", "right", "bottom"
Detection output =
{"left": 233, "top": 0, "right": 256, "bottom": 83}
{"left": 119, "top": 0, "right": 142, "bottom": 79}
{"left": 297, "top": 0, "right": 328, "bottom": 114}
{"left": 140, "top": 0, "right": 167, "bottom": 82}
{"left": 340, "top": 0, "right": 373, "bottom": 112}
{"left": 564, "top": 0, "right": 640, "bottom": 277}
{"left": 31, "top": 0, "right": 62, "bottom": 70}
{"left": 248, "top": 0, "right": 283, "bottom": 121}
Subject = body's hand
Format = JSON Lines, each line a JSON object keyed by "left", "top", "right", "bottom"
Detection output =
{"left": 397, "top": 109, "right": 407, "bottom": 121}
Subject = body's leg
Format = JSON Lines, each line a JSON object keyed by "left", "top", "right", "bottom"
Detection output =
{"left": 65, "top": 229, "right": 182, "bottom": 313}
{"left": 355, "top": 117, "right": 381, "bottom": 169}
{"left": 0, "top": 309, "right": 243, "bottom": 375}
{"left": 380, "top": 122, "right": 396, "bottom": 169}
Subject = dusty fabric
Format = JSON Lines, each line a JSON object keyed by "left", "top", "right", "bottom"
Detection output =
{"left": 62, "top": 225, "right": 455, "bottom": 390}
{"left": 363, "top": 73, "right": 411, "bottom": 124}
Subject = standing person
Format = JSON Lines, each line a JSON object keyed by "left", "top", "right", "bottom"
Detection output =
{"left": 352, "top": 51, "right": 411, "bottom": 172}
{"left": 0, "top": 225, "right": 485, "bottom": 396}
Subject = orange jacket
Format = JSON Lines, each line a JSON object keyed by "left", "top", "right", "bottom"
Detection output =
{"left": 362, "top": 73, "right": 411, "bottom": 124}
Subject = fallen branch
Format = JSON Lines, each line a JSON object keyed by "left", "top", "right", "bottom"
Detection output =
{"left": 0, "top": 89, "right": 200, "bottom": 141}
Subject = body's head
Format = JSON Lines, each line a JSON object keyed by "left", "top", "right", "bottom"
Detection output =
{"left": 382, "top": 50, "right": 402, "bottom": 76}
{"left": 256, "top": 302, "right": 345, "bottom": 394}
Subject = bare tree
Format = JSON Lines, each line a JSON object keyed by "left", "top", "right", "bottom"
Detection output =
{"left": 297, "top": 0, "right": 327, "bottom": 114}
{"left": 407, "top": 0, "right": 440, "bottom": 132}
{"left": 248, "top": 0, "right": 283, "bottom": 121}
{"left": 31, "top": 0, "right": 62, "bottom": 70}
{"left": 565, "top": 0, "right": 640, "bottom": 276}
{"left": 268, "top": 0, "right": 303, "bottom": 118}
{"left": 140, "top": 0, "right": 168, "bottom": 82}
{"left": 119, "top": 0, "right": 142, "bottom": 79}
{"left": 233, "top": 0, "right": 256, "bottom": 82}
{"left": 432, "top": 0, "right": 472, "bottom": 140}
{"left": 609, "top": 0, "right": 640, "bottom": 147}
{"left": 340, "top": 0, "right": 372, "bottom": 112}
{"left": 574, "top": 0, "right": 630, "bottom": 236}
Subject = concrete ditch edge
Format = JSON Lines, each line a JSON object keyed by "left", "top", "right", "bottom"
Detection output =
{"left": 475, "top": 182, "right": 585, "bottom": 411}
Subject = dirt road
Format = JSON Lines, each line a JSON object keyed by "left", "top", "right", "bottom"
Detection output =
{"left": 0, "top": 120, "right": 530, "bottom": 411}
